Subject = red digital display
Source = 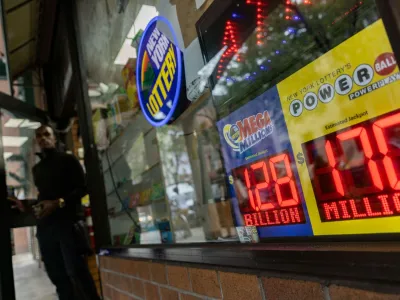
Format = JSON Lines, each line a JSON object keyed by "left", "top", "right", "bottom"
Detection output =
{"left": 232, "top": 151, "right": 306, "bottom": 227}
{"left": 303, "top": 110, "right": 400, "bottom": 222}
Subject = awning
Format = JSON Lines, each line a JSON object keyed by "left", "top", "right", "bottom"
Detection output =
{"left": 3, "top": 0, "right": 40, "bottom": 79}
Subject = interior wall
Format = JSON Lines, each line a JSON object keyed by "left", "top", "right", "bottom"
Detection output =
{"left": 169, "top": 0, "right": 214, "bottom": 48}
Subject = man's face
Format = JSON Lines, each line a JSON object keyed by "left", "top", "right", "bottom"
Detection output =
{"left": 35, "top": 126, "right": 56, "bottom": 150}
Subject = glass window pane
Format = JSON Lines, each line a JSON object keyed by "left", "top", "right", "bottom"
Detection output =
{"left": 83, "top": 0, "right": 399, "bottom": 244}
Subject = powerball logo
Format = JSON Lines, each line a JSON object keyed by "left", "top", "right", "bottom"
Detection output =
{"left": 223, "top": 111, "right": 273, "bottom": 153}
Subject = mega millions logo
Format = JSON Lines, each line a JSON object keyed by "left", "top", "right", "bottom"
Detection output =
{"left": 223, "top": 111, "right": 273, "bottom": 153}
{"left": 137, "top": 16, "right": 182, "bottom": 127}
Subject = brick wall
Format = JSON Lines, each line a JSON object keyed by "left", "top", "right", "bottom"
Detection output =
{"left": 99, "top": 256, "right": 399, "bottom": 300}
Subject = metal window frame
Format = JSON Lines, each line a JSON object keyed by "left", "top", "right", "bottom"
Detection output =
{"left": 0, "top": 0, "right": 49, "bottom": 296}
{"left": 377, "top": 0, "right": 400, "bottom": 64}
{"left": 0, "top": 95, "right": 48, "bottom": 300}
{"left": 62, "top": 0, "right": 111, "bottom": 252}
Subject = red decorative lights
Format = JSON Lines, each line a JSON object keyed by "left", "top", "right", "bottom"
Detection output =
{"left": 216, "top": 20, "right": 241, "bottom": 79}
{"left": 285, "top": 0, "right": 292, "bottom": 20}
{"left": 216, "top": 1, "right": 268, "bottom": 79}
{"left": 248, "top": 0, "right": 266, "bottom": 46}
{"left": 284, "top": 0, "right": 311, "bottom": 21}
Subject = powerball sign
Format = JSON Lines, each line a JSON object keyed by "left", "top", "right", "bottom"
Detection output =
{"left": 136, "top": 17, "right": 183, "bottom": 127}
{"left": 277, "top": 20, "right": 400, "bottom": 236}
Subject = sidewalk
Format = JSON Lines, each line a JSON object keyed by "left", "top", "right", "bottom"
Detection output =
{"left": 13, "top": 253, "right": 56, "bottom": 300}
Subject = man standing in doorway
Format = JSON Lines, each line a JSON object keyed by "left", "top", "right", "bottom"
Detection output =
{"left": 13, "top": 124, "right": 100, "bottom": 300}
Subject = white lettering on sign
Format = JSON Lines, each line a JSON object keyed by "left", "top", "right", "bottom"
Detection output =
{"left": 146, "top": 28, "right": 161, "bottom": 55}
{"left": 148, "top": 31, "right": 170, "bottom": 70}
{"left": 147, "top": 28, "right": 171, "bottom": 70}
{"left": 376, "top": 58, "right": 395, "bottom": 72}
{"left": 374, "top": 53, "right": 397, "bottom": 76}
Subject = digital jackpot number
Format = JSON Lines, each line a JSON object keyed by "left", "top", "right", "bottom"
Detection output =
{"left": 232, "top": 151, "right": 306, "bottom": 227}
{"left": 303, "top": 111, "right": 400, "bottom": 222}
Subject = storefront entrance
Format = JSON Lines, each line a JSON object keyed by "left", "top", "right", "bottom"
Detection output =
{"left": 0, "top": 94, "right": 53, "bottom": 300}
{"left": 12, "top": 229, "right": 55, "bottom": 300}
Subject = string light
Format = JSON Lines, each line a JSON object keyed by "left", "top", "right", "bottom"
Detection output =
{"left": 285, "top": 0, "right": 292, "bottom": 21}
{"left": 247, "top": 0, "right": 267, "bottom": 47}
{"left": 216, "top": 19, "right": 241, "bottom": 79}
{"left": 215, "top": 0, "right": 273, "bottom": 79}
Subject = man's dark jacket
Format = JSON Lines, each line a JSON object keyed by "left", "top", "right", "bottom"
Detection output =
{"left": 33, "top": 149, "right": 86, "bottom": 228}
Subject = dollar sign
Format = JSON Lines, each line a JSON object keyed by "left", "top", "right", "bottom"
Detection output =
{"left": 297, "top": 152, "right": 305, "bottom": 165}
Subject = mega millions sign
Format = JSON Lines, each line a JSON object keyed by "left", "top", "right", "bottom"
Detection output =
{"left": 136, "top": 16, "right": 184, "bottom": 126}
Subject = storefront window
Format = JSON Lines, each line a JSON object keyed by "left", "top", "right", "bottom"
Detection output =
{"left": 83, "top": 0, "right": 399, "bottom": 245}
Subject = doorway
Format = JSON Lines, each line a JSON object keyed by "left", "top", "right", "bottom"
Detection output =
{"left": 12, "top": 228, "right": 55, "bottom": 300}
{"left": 0, "top": 99, "right": 55, "bottom": 299}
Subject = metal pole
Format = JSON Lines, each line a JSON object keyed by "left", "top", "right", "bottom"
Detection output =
{"left": 376, "top": 0, "right": 400, "bottom": 66}
{"left": 63, "top": 0, "right": 111, "bottom": 251}
{"left": 0, "top": 123, "right": 15, "bottom": 300}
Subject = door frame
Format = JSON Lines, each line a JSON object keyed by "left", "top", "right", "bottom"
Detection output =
{"left": 377, "top": 0, "right": 400, "bottom": 65}
{"left": 0, "top": 93, "right": 48, "bottom": 300}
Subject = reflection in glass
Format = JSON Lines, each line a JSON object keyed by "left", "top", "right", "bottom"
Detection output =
{"left": 198, "top": 0, "right": 380, "bottom": 118}
{"left": 158, "top": 125, "right": 203, "bottom": 242}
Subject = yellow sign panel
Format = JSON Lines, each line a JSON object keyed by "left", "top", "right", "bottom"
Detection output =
{"left": 277, "top": 20, "right": 400, "bottom": 235}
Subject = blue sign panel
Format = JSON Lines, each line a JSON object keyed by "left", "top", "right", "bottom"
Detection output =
{"left": 136, "top": 16, "right": 183, "bottom": 127}
{"left": 217, "top": 86, "right": 313, "bottom": 238}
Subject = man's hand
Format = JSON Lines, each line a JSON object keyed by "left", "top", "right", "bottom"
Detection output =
{"left": 8, "top": 197, "right": 25, "bottom": 212}
{"left": 35, "top": 200, "right": 58, "bottom": 219}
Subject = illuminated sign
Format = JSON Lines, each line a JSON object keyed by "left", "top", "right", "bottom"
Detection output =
{"left": 277, "top": 20, "right": 400, "bottom": 235}
{"left": 288, "top": 59, "right": 399, "bottom": 118}
{"left": 136, "top": 16, "right": 183, "bottom": 127}
{"left": 215, "top": 0, "right": 311, "bottom": 79}
{"left": 216, "top": 0, "right": 266, "bottom": 79}
{"left": 217, "top": 86, "right": 313, "bottom": 238}
{"left": 232, "top": 151, "right": 306, "bottom": 227}
{"left": 303, "top": 110, "right": 400, "bottom": 222}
